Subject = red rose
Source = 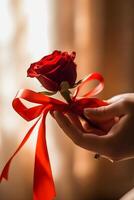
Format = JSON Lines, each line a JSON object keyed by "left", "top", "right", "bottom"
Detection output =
{"left": 27, "top": 50, "right": 77, "bottom": 91}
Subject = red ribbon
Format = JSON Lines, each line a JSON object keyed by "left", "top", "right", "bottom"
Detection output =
{"left": 0, "top": 72, "right": 107, "bottom": 200}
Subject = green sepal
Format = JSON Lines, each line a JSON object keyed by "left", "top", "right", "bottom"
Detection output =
{"left": 60, "top": 81, "right": 70, "bottom": 91}
{"left": 72, "top": 79, "right": 82, "bottom": 88}
{"left": 39, "top": 91, "right": 57, "bottom": 96}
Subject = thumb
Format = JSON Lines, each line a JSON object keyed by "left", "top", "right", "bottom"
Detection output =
{"left": 84, "top": 100, "right": 127, "bottom": 121}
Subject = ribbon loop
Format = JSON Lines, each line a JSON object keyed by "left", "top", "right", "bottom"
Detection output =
{"left": 73, "top": 72, "right": 104, "bottom": 99}
{"left": 13, "top": 98, "right": 45, "bottom": 121}
{"left": 12, "top": 89, "right": 65, "bottom": 121}
{"left": 17, "top": 89, "right": 65, "bottom": 105}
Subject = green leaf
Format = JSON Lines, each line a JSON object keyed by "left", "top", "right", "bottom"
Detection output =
{"left": 72, "top": 79, "right": 83, "bottom": 88}
{"left": 39, "top": 91, "right": 57, "bottom": 96}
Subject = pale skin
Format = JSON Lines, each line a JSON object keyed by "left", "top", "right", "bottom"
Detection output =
{"left": 53, "top": 93, "right": 134, "bottom": 162}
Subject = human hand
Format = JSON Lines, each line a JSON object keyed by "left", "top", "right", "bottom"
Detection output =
{"left": 53, "top": 93, "right": 134, "bottom": 162}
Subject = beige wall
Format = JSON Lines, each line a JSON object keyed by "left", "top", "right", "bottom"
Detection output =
{"left": 0, "top": 1, "right": 134, "bottom": 200}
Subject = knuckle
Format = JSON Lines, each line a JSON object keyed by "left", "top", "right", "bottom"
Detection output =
{"left": 121, "top": 97, "right": 131, "bottom": 112}
{"left": 94, "top": 107, "right": 106, "bottom": 116}
{"left": 101, "top": 106, "right": 107, "bottom": 115}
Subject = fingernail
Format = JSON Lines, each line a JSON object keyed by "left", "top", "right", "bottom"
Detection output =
{"left": 84, "top": 108, "right": 89, "bottom": 113}
{"left": 84, "top": 109, "right": 91, "bottom": 119}
{"left": 84, "top": 109, "right": 88, "bottom": 116}
{"left": 53, "top": 111, "right": 61, "bottom": 118}
{"left": 84, "top": 108, "right": 98, "bottom": 117}
{"left": 50, "top": 110, "right": 58, "bottom": 118}
{"left": 84, "top": 108, "right": 97, "bottom": 116}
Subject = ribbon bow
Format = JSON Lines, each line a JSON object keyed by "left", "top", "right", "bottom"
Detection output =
{"left": 0, "top": 72, "right": 106, "bottom": 200}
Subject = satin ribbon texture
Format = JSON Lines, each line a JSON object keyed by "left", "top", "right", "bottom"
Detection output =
{"left": 0, "top": 72, "right": 107, "bottom": 200}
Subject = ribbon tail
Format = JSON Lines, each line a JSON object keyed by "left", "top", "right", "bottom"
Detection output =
{"left": 33, "top": 108, "right": 56, "bottom": 200}
{"left": 0, "top": 118, "right": 40, "bottom": 182}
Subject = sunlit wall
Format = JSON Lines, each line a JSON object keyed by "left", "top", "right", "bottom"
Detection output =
{"left": 0, "top": 1, "right": 134, "bottom": 200}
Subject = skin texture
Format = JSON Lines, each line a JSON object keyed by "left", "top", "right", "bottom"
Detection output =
{"left": 53, "top": 93, "right": 134, "bottom": 162}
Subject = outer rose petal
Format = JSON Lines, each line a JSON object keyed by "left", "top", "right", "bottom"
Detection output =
{"left": 37, "top": 75, "right": 58, "bottom": 91}
{"left": 45, "top": 64, "right": 65, "bottom": 84}
{"left": 36, "top": 55, "right": 64, "bottom": 74}
{"left": 60, "top": 62, "right": 77, "bottom": 86}
{"left": 27, "top": 64, "right": 40, "bottom": 77}
{"left": 38, "top": 50, "right": 61, "bottom": 63}
{"left": 27, "top": 51, "right": 77, "bottom": 91}
{"left": 45, "top": 61, "right": 76, "bottom": 86}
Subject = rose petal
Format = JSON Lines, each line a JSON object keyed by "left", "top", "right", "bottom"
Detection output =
{"left": 27, "top": 64, "right": 40, "bottom": 77}
{"left": 37, "top": 75, "right": 59, "bottom": 91}
{"left": 58, "top": 61, "right": 77, "bottom": 86}
{"left": 35, "top": 55, "right": 64, "bottom": 74}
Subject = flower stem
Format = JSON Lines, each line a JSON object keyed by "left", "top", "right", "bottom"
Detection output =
{"left": 60, "top": 90, "right": 72, "bottom": 103}
{"left": 60, "top": 81, "right": 72, "bottom": 103}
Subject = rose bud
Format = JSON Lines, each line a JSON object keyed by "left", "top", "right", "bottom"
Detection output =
{"left": 27, "top": 50, "right": 77, "bottom": 92}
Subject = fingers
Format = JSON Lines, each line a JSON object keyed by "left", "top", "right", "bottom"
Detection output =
{"left": 53, "top": 111, "right": 83, "bottom": 143}
{"left": 106, "top": 93, "right": 134, "bottom": 104}
{"left": 84, "top": 99, "right": 128, "bottom": 121}
{"left": 53, "top": 111, "right": 109, "bottom": 155}
{"left": 66, "top": 112, "right": 106, "bottom": 135}
{"left": 65, "top": 112, "right": 85, "bottom": 132}
{"left": 105, "top": 94, "right": 124, "bottom": 104}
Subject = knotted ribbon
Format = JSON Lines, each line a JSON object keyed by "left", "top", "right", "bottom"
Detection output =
{"left": 0, "top": 72, "right": 107, "bottom": 200}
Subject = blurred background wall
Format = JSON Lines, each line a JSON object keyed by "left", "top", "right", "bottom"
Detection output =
{"left": 0, "top": 0, "right": 134, "bottom": 200}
